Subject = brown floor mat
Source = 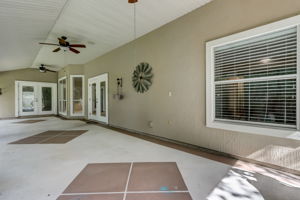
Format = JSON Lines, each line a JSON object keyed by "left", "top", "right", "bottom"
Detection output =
{"left": 13, "top": 120, "right": 45, "bottom": 124}
{"left": 57, "top": 162, "right": 191, "bottom": 200}
{"left": 9, "top": 130, "right": 88, "bottom": 144}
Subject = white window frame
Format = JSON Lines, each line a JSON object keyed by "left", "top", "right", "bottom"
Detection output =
{"left": 206, "top": 15, "right": 300, "bottom": 139}
{"left": 70, "top": 75, "right": 85, "bottom": 117}
{"left": 58, "top": 76, "right": 67, "bottom": 116}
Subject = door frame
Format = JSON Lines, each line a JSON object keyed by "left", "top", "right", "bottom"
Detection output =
{"left": 58, "top": 76, "right": 67, "bottom": 116}
{"left": 15, "top": 81, "right": 57, "bottom": 117}
{"left": 88, "top": 73, "right": 109, "bottom": 124}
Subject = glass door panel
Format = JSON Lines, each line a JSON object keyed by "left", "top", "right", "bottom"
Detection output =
{"left": 98, "top": 74, "right": 108, "bottom": 123}
{"left": 19, "top": 82, "right": 38, "bottom": 116}
{"left": 92, "top": 83, "right": 97, "bottom": 116}
{"left": 88, "top": 81, "right": 98, "bottom": 121}
{"left": 63, "top": 79, "right": 67, "bottom": 113}
{"left": 22, "top": 86, "right": 35, "bottom": 113}
{"left": 58, "top": 78, "right": 67, "bottom": 115}
{"left": 71, "top": 76, "right": 84, "bottom": 116}
{"left": 100, "top": 81, "right": 106, "bottom": 117}
{"left": 41, "top": 87, "right": 52, "bottom": 111}
{"left": 39, "top": 83, "right": 56, "bottom": 115}
{"left": 73, "top": 101, "right": 82, "bottom": 114}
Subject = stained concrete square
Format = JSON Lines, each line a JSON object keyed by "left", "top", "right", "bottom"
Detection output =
{"left": 9, "top": 130, "right": 88, "bottom": 144}
{"left": 63, "top": 163, "right": 131, "bottom": 193}
{"left": 128, "top": 162, "right": 188, "bottom": 192}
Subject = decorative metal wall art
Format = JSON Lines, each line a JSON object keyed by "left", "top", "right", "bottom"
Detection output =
{"left": 132, "top": 62, "right": 153, "bottom": 93}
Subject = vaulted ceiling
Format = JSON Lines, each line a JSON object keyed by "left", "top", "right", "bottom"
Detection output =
{"left": 0, "top": 0, "right": 67, "bottom": 71}
{"left": 0, "top": 0, "right": 211, "bottom": 72}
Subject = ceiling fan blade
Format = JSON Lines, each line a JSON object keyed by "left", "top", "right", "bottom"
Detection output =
{"left": 128, "top": 0, "right": 138, "bottom": 3}
{"left": 53, "top": 47, "right": 61, "bottom": 52}
{"left": 46, "top": 69, "right": 56, "bottom": 73}
{"left": 69, "top": 47, "right": 80, "bottom": 54}
{"left": 58, "top": 38, "right": 66, "bottom": 46}
{"left": 39, "top": 42, "right": 59, "bottom": 46}
{"left": 69, "top": 44, "right": 86, "bottom": 48}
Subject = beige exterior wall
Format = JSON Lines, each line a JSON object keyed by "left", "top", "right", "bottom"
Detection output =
{"left": 0, "top": 68, "right": 57, "bottom": 118}
{"left": 81, "top": 0, "right": 300, "bottom": 171}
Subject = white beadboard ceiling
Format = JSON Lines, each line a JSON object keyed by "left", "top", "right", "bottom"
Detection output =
{"left": 0, "top": 0, "right": 67, "bottom": 71}
{"left": 0, "top": 0, "right": 211, "bottom": 72}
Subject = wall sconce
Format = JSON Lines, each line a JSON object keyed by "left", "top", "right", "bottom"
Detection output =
{"left": 113, "top": 78, "right": 124, "bottom": 100}
{"left": 117, "top": 78, "right": 123, "bottom": 88}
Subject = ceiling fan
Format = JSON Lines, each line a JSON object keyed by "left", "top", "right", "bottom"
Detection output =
{"left": 39, "top": 36, "right": 86, "bottom": 54}
{"left": 37, "top": 64, "right": 56, "bottom": 73}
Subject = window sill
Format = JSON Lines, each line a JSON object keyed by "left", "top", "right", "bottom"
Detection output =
{"left": 207, "top": 121, "right": 300, "bottom": 141}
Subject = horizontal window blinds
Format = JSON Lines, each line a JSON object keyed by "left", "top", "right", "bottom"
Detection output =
{"left": 214, "top": 27, "right": 298, "bottom": 128}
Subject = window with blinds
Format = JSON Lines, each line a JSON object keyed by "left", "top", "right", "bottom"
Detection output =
{"left": 213, "top": 27, "right": 298, "bottom": 128}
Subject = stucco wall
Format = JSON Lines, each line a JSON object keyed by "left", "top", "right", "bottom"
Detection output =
{"left": 0, "top": 68, "right": 57, "bottom": 118}
{"left": 82, "top": 0, "right": 300, "bottom": 171}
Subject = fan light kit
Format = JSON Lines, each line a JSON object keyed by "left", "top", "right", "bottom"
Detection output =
{"left": 38, "top": 64, "right": 56, "bottom": 73}
{"left": 39, "top": 36, "right": 86, "bottom": 54}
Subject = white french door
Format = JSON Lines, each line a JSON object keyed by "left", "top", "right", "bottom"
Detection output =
{"left": 88, "top": 74, "right": 108, "bottom": 124}
{"left": 16, "top": 81, "right": 57, "bottom": 117}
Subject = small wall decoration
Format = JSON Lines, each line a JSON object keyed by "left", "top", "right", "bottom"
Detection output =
{"left": 132, "top": 62, "right": 153, "bottom": 93}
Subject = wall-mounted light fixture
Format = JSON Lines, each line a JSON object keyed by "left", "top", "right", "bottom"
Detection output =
{"left": 117, "top": 78, "right": 123, "bottom": 88}
{"left": 113, "top": 78, "right": 124, "bottom": 100}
